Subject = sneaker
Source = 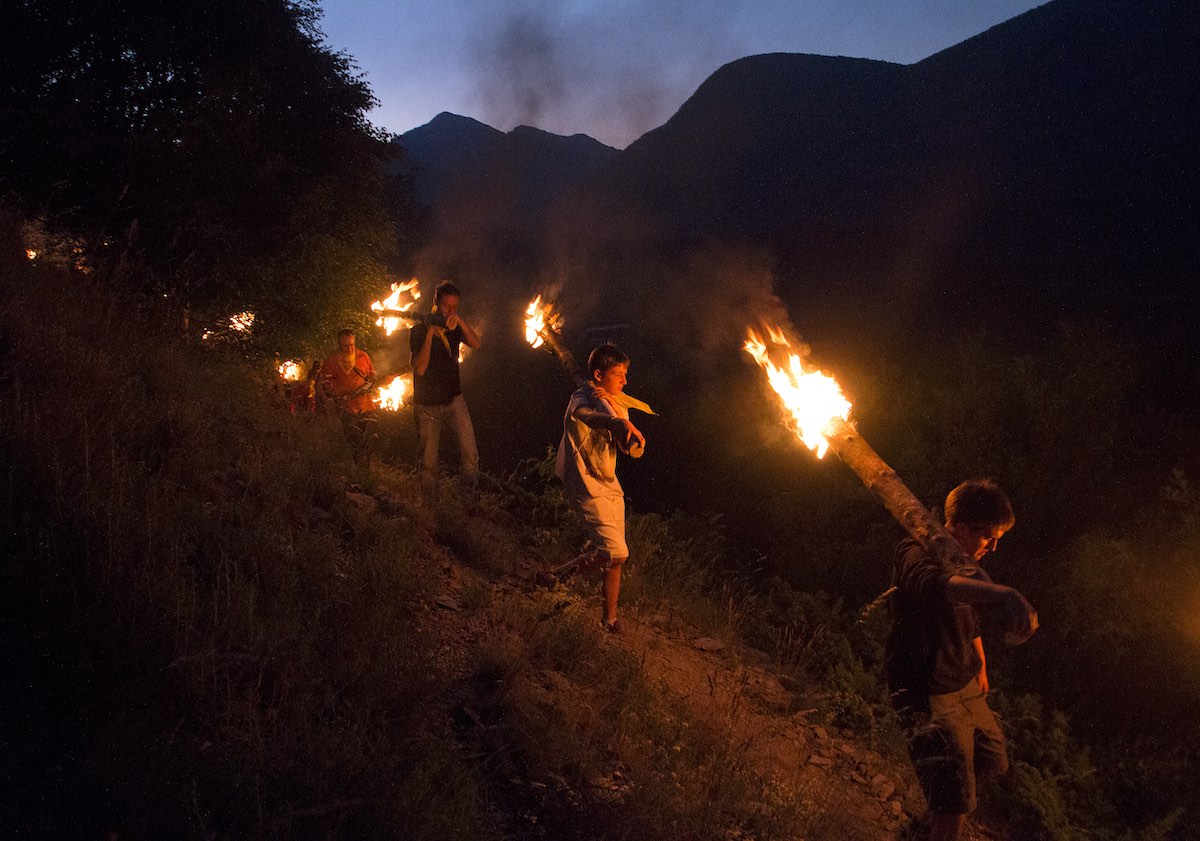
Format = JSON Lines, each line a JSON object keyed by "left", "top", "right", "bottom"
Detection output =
{"left": 601, "top": 618, "right": 623, "bottom": 635}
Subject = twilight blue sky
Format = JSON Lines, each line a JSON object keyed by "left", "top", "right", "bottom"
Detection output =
{"left": 318, "top": 0, "right": 1046, "bottom": 149}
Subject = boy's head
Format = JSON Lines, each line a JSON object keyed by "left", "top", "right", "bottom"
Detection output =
{"left": 433, "top": 281, "right": 461, "bottom": 303}
{"left": 945, "top": 479, "right": 1015, "bottom": 561}
{"left": 587, "top": 343, "right": 630, "bottom": 394}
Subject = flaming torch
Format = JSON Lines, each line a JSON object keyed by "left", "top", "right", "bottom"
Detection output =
{"left": 744, "top": 326, "right": 978, "bottom": 574}
{"left": 375, "top": 374, "right": 412, "bottom": 411}
{"left": 371, "top": 278, "right": 422, "bottom": 336}
{"left": 524, "top": 295, "right": 577, "bottom": 382}
{"left": 525, "top": 294, "right": 649, "bottom": 458}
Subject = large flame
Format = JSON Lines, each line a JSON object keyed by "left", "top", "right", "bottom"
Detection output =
{"left": 744, "top": 326, "right": 851, "bottom": 458}
{"left": 524, "top": 294, "right": 562, "bottom": 349}
{"left": 371, "top": 278, "right": 422, "bottom": 336}
{"left": 375, "top": 374, "right": 412, "bottom": 411}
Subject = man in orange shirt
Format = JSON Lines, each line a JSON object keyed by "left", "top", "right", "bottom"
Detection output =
{"left": 321, "top": 329, "right": 377, "bottom": 469}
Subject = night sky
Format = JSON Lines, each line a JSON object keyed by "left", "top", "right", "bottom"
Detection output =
{"left": 318, "top": 0, "right": 1047, "bottom": 148}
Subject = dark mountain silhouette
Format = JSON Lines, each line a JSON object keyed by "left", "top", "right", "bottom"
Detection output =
{"left": 402, "top": 0, "right": 1196, "bottom": 357}
{"left": 396, "top": 113, "right": 618, "bottom": 246}
{"left": 577, "top": 0, "right": 1197, "bottom": 348}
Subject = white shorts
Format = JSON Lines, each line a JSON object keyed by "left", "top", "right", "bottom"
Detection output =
{"left": 568, "top": 493, "right": 628, "bottom": 559}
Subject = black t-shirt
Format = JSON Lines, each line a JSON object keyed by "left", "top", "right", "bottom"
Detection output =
{"left": 409, "top": 323, "right": 464, "bottom": 405}
{"left": 883, "top": 538, "right": 981, "bottom": 712}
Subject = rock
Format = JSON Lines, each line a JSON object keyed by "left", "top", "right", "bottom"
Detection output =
{"left": 435, "top": 595, "right": 461, "bottom": 611}
{"left": 808, "top": 755, "right": 834, "bottom": 767}
{"left": 693, "top": 637, "right": 725, "bottom": 652}
{"left": 812, "top": 725, "right": 829, "bottom": 740}
{"left": 344, "top": 491, "right": 378, "bottom": 513}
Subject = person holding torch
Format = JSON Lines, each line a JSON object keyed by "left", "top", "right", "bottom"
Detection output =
{"left": 550, "top": 343, "right": 646, "bottom": 633}
{"left": 410, "top": 281, "right": 482, "bottom": 505}
{"left": 320, "top": 330, "right": 378, "bottom": 469}
{"left": 885, "top": 479, "right": 1038, "bottom": 841}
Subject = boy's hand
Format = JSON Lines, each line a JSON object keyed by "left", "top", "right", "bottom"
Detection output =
{"left": 1002, "top": 589, "right": 1039, "bottom": 645}
{"left": 619, "top": 419, "right": 645, "bottom": 450}
{"left": 444, "top": 312, "right": 460, "bottom": 330}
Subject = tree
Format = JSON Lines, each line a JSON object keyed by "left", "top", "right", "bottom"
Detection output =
{"left": 1, "top": 0, "right": 406, "bottom": 345}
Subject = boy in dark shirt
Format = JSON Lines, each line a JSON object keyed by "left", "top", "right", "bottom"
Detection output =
{"left": 884, "top": 479, "right": 1038, "bottom": 841}
{"left": 409, "top": 282, "right": 481, "bottom": 504}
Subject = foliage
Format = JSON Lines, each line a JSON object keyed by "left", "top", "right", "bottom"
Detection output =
{"left": 0, "top": 252, "right": 484, "bottom": 838}
{"left": 1, "top": 0, "right": 410, "bottom": 350}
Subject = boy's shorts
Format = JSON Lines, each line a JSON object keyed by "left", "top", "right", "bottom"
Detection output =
{"left": 902, "top": 678, "right": 1008, "bottom": 815}
{"left": 568, "top": 493, "right": 628, "bottom": 559}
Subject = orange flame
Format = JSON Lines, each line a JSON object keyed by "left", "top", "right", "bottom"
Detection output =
{"left": 375, "top": 374, "right": 412, "bottom": 411}
{"left": 371, "top": 278, "right": 422, "bottom": 336}
{"left": 278, "top": 359, "right": 303, "bottom": 381}
{"left": 744, "top": 326, "right": 851, "bottom": 458}
{"left": 524, "top": 294, "right": 562, "bottom": 349}
{"left": 229, "top": 311, "right": 255, "bottom": 333}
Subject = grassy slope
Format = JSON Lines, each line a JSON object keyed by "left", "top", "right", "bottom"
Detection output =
{"left": 3, "top": 247, "right": 1093, "bottom": 840}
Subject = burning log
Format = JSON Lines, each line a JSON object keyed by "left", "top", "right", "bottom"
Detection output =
{"left": 825, "top": 417, "right": 976, "bottom": 573}
{"left": 371, "top": 278, "right": 422, "bottom": 336}
{"left": 745, "top": 327, "right": 972, "bottom": 573}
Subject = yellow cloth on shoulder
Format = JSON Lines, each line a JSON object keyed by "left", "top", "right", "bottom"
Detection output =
{"left": 607, "top": 391, "right": 656, "bottom": 416}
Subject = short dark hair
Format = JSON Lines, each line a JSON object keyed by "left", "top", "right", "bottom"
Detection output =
{"left": 587, "top": 343, "right": 629, "bottom": 378}
{"left": 945, "top": 479, "right": 1015, "bottom": 530}
{"left": 434, "top": 281, "right": 461, "bottom": 302}
{"left": 336, "top": 328, "right": 355, "bottom": 342}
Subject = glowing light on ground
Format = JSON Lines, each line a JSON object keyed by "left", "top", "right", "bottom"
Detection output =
{"left": 744, "top": 326, "right": 851, "bottom": 458}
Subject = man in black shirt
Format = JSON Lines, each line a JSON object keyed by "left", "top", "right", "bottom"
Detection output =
{"left": 409, "top": 282, "right": 482, "bottom": 504}
{"left": 884, "top": 479, "right": 1038, "bottom": 841}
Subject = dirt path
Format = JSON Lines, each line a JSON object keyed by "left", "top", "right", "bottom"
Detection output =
{"left": 363, "top": 471, "right": 1001, "bottom": 839}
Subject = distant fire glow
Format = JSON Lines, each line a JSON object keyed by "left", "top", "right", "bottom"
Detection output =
{"left": 25, "top": 249, "right": 37, "bottom": 261}
{"left": 376, "top": 374, "right": 411, "bottom": 410}
{"left": 744, "top": 326, "right": 851, "bottom": 458}
{"left": 524, "top": 294, "right": 561, "bottom": 349}
{"left": 371, "top": 278, "right": 421, "bottom": 336}
{"left": 229, "top": 311, "right": 255, "bottom": 333}
{"left": 278, "top": 360, "right": 303, "bottom": 381}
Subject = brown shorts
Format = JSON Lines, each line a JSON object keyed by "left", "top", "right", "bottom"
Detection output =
{"left": 903, "top": 678, "right": 1008, "bottom": 815}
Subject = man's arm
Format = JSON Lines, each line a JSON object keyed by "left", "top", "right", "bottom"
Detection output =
{"left": 445, "top": 312, "right": 480, "bottom": 349}
{"left": 945, "top": 575, "right": 1039, "bottom": 643}
{"left": 573, "top": 393, "right": 646, "bottom": 450}
{"left": 411, "top": 325, "right": 437, "bottom": 376}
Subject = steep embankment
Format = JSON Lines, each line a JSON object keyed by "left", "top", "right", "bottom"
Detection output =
{"left": 1, "top": 248, "right": 1008, "bottom": 839}
{"left": 358, "top": 462, "right": 1001, "bottom": 840}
